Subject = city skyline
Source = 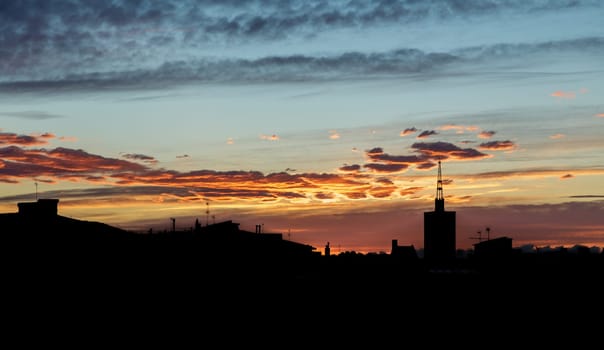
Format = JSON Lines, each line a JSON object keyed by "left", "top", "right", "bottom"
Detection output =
{"left": 1, "top": 1, "right": 603, "bottom": 253}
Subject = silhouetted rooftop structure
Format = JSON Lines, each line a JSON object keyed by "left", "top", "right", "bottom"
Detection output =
{"left": 473, "top": 236, "right": 513, "bottom": 259}
{"left": 424, "top": 161, "right": 456, "bottom": 262}
{"left": 18, "top": 198, "right": 59, "bottom": 217}
{"left": 391, "top": 239, "right": 418, "bottom": 260}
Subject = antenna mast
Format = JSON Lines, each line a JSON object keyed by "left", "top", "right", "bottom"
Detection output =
{"left": 435, "top": 161, "right": 445, "bottom": 212}
{"left": 35, "top": 181, "right": 38, "bottom": 200}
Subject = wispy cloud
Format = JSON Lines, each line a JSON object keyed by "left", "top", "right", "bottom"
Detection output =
{"left": 260, "top": 134, "right": 280, "bottom": 141}
{"left": 121, "top": 153, "right": 158, "bottom": 164}
{"left": 2, "top": 34, "right": 602, "bottom": 93}
{"left": 560, "top": 174, "right": 574, "bottom": 180}
{"left": 551, "top": 91, "right": 576, "bottom": 99}
{"left": 549, "top": 133, "right": 566, "bottom": 139}
{"left": 59, "top": 136, "right": 78, "bottom": 142}
{"left": 0, "top": 111, "right": 64, "bottom": 120}
{"left": 440, "top": 124, "right": 479, "bottom": 134}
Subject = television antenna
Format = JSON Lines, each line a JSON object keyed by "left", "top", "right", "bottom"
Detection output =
{"left": 470, "top": 230, "right": 483, "bottom": 243}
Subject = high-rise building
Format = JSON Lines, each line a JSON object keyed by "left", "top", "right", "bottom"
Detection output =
{"left": 424, "top": 161, "right": 456, "bottom": 262}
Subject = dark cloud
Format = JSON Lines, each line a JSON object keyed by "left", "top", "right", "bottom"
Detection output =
{"left": 0, "top": 0, "right": 601, "bottom": 93}
{"left": 412, "top": 141, "right": 491, "bottom": 160}
{"left": 479, "top": 140, "right": 516, "bottom": 151}
{"left": 339, "top": 164, "right": 361, "bottom": 173}
{"left": 417, "top": 130, "right": 438, "bottom": 139}
{"left": 560, "top": 174, "right": 574, "bottom": 180}
{"left": 1, "top": 36, "right": 602, "bottom": 92}
{"left": 400, "top": 127, "right": 417, "bottom": 136}
{"left": 121, "top": 153, "right": 158, "bottom": 164}
{"left": 364, "top": 163, "right": 409, "bottom": 174}
{"left": 569, "top": 195, "right": 604, "bottom": 198}
{"left": 0, "top": 110, "right": 64, "bottom": 120}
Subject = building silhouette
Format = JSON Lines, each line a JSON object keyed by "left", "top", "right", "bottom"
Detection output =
{"left": 424, "top": 161, "right": 456, "bottom": 262}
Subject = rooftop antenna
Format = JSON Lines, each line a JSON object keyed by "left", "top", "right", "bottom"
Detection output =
{"left": 170, "top": 218, "right": 175, "bottom": 233}
{"left": 470, "top": 230, "right": 483, "bottom": 243}
{"left": 35, "top": 181, "right": 38, "bottom": 200}
{"left": 486, "top": 227, "right": 491, "bottom": 241}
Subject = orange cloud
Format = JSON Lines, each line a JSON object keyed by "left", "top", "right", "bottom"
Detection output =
{"left": 0, "top": 132, "right": 54, "bottom": 146}
{"left": 227, "top": 137, "right": 234, "bottom": 145}
{"left": 596, "top": 113, "right": 604, "bottom": 118}
{"left": 551, "top": 91, "right": 576, "bottom": 99}
{"left": 440, "top": 124, "right": 479, "bottom": 133}
{"left": 549, "top": 133, "right": 565, "bottom": 139}
{"left": 478, "top": 131, "right": 496, "bottom": 139}
{"left": 59, "top": 136, "right": 78, "bottom": 142}
{"left": 260, "top": 134, "right": 280, "bottom": 141}
{"left": 329, "top": 131, "right": 340, "bottom": 140}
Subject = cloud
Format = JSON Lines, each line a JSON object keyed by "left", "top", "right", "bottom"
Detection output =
{"left": 59, "top": 136, "right": 78, "bottom": 142}
{"left": 260, "top": 134, "right": 280, "bottom": 141}
{"left": 596, "top": 113, "right": 604, "bottom": 118}
{"left": 400, "top": 127, "right": 417, "bottom": 136}
{"left": 363, "top": 163, "right": 409, "bottom": 174}
{"left": 478, "top": 140, "right": 516, "bottom": 151}
{"left": 0, "top": 111, "right": 64, "bottom": 120}
{"left": 176, "top": 154, "right": 189, "bottom": 159}
{"left": 478, "top": 131, "right": 496, "bottom": 139}
{"left": 2, "top": 33, "right": 603, "bottom": 92}
{"left": 412, "top": 142, "right": 491, "bottom": 160}
{"left": 0, "top": 132, "right": 55, "bottom": 146}
{"left": 551, "top": 91, "right": 576, "bottom": 99}
{"left": 440, "top": 124, "right": 479, "bottom": 134}
{"left": 417, "top": 130, "right": 438, "bottom": 139}
{"left": 400, "top": 186, "right": 424, "bottom": 196}
{"left": 121, "top": 153, "right": 158, "bottom": 164}
{"left": 329, "top": 131, "right": 340, "bottom": 140}
{"left": 569, "top": 195, "right": 604, "bottom": 198}
{"left": 549, "top": 133, "right": 566, "bottom": 139}
{"left": 339, "top": 164, "right": 361, "bottom": 173}
{"left": 227, "top": 137, "right": 235, "bottom": 145}
{"left": 560, "top": 174, "right": 574, "bottom": 180}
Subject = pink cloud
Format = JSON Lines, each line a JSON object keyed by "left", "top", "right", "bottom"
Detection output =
{"left": 551, "top": 91, "right": 576, "bottom": 99}
{"left": 549, "top": 133, "right": 565, "bottom": 139}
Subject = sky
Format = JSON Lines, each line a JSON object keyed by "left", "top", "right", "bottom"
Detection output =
{"left": 1, "top": 0, "right": 603, "bottom": 254}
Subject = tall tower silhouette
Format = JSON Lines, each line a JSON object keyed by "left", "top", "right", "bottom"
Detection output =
{"left": 424, "top": 161, "right": 456, "bottom": 262}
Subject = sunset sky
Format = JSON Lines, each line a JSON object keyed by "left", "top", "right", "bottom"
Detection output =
{"left": 1, "top": 0, "right": 603, "bottom": 253}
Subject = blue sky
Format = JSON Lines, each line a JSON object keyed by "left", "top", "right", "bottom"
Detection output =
{"left": 1, "top": 1, "right": 603, "bottom": 252}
